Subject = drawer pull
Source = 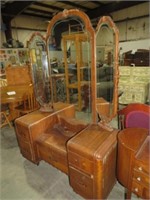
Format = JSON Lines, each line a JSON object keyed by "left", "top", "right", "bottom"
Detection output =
{"left": 138, "top": 167, "right": 142, "bottom": 171}
{"left": 135, "top": 188, "right": 138, "bottom": 192}
{"left": 137, "top": 177, "right": 141, "bottom": 181}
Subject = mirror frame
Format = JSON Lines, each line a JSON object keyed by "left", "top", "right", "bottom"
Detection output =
{"left": 27, "top": 32, "right": 46, "bottom": 49}
{"left": 95, "top": 16, "right": 119, "bottom": 122}
{"left": 46, "top": 9, "right": 97, "bottom": 123}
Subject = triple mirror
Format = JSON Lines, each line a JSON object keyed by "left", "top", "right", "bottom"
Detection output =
{"left": 29, "top": 11, "right": 119, "bottom": 125}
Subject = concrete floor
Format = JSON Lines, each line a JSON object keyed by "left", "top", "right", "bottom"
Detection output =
{"left": 1, "top": 124, "right": 140, "bottom": 200}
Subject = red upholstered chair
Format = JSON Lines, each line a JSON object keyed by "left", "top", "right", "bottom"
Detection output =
{"left": 118, "top": 103, "right": 150, "bottom": 130}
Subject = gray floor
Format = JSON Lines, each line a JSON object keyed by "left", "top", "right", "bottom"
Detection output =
{"left": 1, "top": 125, "right": 140, "bottom": 200}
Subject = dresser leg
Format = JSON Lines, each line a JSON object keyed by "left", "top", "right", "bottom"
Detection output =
{"left": 125, "top": 188, "right": 131, "bottom": 200}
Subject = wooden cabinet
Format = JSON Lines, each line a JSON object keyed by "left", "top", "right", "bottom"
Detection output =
{"left": 131, "top": 136, "right": 150, "bottom": 199}
{"left": 6, "top": 65, "right": 32, "bottom": 85}
{"left": 62, "top": 33, "right": 90, "bottom": 111}
{"left": 117, "top": 128, "right": 149, "bottom": 199}
{"left": 67, "top": 124, "right": 118, "bottom": 199}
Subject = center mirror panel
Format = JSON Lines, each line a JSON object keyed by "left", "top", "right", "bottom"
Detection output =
{"left": 46, "top": 10, "right": 96, "bottom": 123}
{"left": 96, "top": 16, "right": 119, "bottom": 123}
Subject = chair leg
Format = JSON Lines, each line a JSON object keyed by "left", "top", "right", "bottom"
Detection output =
{"left": 0, "top": 112, "right": 13, "bottom": 128}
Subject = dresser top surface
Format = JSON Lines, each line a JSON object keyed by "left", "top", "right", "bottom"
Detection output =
{"left": 67, "top": 124, "right": 118, "bottom": 160}
{"left": 118, "top": 128, "right": 149, "bottom": 152}
{"left": 15, "top": 102, "right": 74, "bottom": 125}
{"left": 135, "top": 135, "right": 150, "bottom": 165}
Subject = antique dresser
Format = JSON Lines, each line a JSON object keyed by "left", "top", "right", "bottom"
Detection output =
{"left": 117, "top": 128, "right": 150, "bottom": 199}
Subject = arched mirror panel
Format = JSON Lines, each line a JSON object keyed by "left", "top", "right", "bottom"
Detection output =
{"left": 28, "top": 32, "right": 53, "bottom": 111}
{"left": 46, "top": 9, "right": 96, "bottom": 123}
{"left": 96, "top": 16, "right": 119, "bottom": 128}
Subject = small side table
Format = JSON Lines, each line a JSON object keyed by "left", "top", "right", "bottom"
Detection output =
{"left": 117, "top": 127, "right": 149, "bottom": 199}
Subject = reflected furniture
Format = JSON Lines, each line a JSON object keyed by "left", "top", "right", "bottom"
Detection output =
{"left": 83, "top": 66, "right": 114, "bottom": 102}
{"left": 63, "top": 33, "right": 90, "bottom": 111}
{"left": 118, "top": 103, "right": 150, "bottom": 129}
{"left": 117, "top": 128, "right": 149, "bottom": 199}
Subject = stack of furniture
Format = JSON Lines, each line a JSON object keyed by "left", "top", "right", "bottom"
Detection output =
{"left": 123, "top": 49, "right": 149, "bottom": 66}
{"left": 119, "top": 66, "right": 150, "bottom": 104}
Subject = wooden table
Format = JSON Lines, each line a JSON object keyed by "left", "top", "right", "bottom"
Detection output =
{"left": 1, "top": 84, "right": 33, "bottom": 120}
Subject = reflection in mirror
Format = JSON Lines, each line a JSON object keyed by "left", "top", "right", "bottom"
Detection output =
{"left": 96, "top": 16, "right": 119, "bottom": 130}
{"left": 46, "top": 10, "right": 96, "bottom": 123}
{"left": 28, "top": 32, "right": 53, "bottom": 111}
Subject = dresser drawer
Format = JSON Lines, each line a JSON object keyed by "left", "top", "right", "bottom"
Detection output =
{"left": 134, "top": 160, "right": 149, "bottom": 174}
{"left": 133, "top": 169, "right": 149, "bottom": 186}
{"left": 69, "top": 166, "right": 93, "bottom": 199}
{"left": 68, "top": 151, "right": 93, "bottom": 175}
{"left": 132, "top": 181, "right": 143, "bottom": 197}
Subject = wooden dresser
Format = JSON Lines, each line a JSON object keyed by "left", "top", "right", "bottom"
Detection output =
{"left": 15, "top": 102, "right": 76, "bottom": 164}
{"left": 117, "top": 128, "right": 150, "bottom": 199}
{"left": 67, "top": 124, "right": 118, "bottom": 199}
{"left": 15, "top": 107, "right": 119, "bottom": 199}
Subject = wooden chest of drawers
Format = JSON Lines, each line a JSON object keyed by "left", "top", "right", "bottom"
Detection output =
{"left": 117, "top": 128, "right": 149, "bottom": 199}
{"left": 67, "top": 124, "right": 118, "bottom": 199}
{"left": 131, "top": 136, "right": 150, "bottom": 199}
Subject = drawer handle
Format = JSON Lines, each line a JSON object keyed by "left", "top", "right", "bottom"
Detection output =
{"left": 135, "top": 188, "right": 138, "bottom": 192}
{"left": 137, "top": 177, "right": 141, "bottom": 181}
{"left": 138, "top": 167, "right": 142, "bottom": 171}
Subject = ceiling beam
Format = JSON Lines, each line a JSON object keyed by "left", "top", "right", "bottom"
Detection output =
{"left": 58, "top": 1, "right": 88, "bottom": 10}
{"left": 86, "top": 1, "right": 148, "bottom": 19}
{"left": 22, "top": 12, "right": 52, "bottom": 20}
{"left": 33, "top": 2, "right": 63, "bottom": 11}
{"left": 92, "top": 1, "right": 104, "bottom": 6}
{"left": 1, "top": 1, "right": 35, "bottom": 17}
{"left": 26, "top": 7, "right": 53, "bottom": 15}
